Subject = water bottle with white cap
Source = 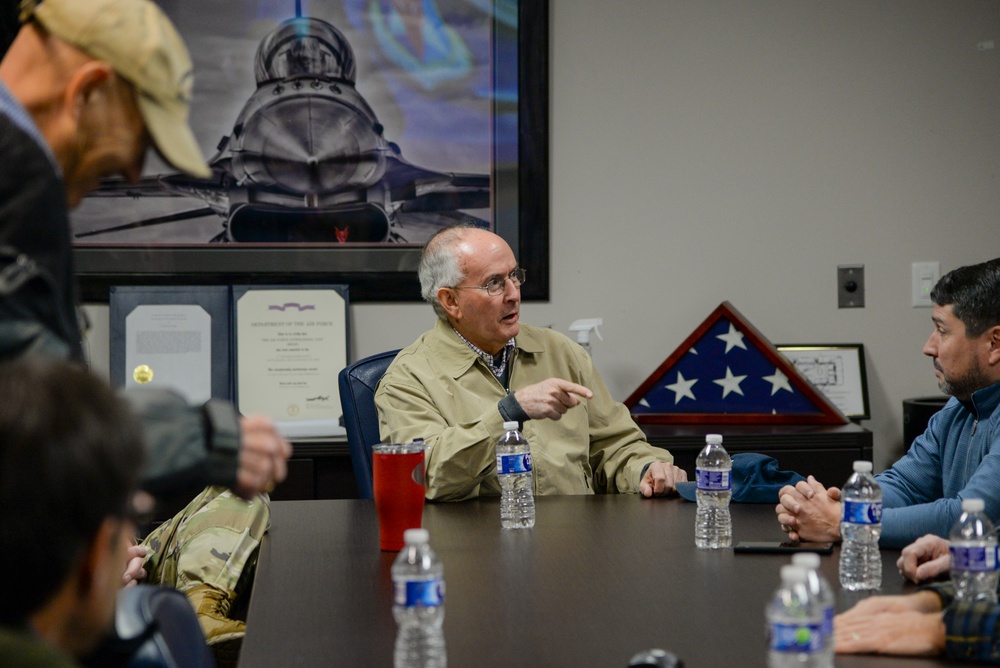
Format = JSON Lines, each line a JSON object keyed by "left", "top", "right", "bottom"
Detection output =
{"left": 496, "top": 421, "right": 534, "bottom": 529}
{"left": 791, "top": 552, "right": 834, "bottom": 665}
{"left": 694, "top": 433, "right": 731, "bottom": 548}
{"left": 949, "top": 498, "right": 1000, "bottom": 604}
{"left": 767, "top": 564, "right": 829, "bottom": 667}
{"left": 392, "top": 528, "right": 446, "bottom": 667}
{"left": 839, "top": 460, "right": 882, "bottom": 590}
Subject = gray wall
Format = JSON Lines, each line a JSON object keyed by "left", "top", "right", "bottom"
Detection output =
{"left": 86, "top": 0, "right": 1000, "bottom": 473}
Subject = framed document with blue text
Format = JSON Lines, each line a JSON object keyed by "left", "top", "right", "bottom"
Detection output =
{"left": 109, "top": 286, "right": 232, "bottom": 402}
{"left": 233, "top": 285, "right": 349, "bottom": 438}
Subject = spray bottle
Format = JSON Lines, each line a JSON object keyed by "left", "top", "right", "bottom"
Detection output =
{"left": 569, "top": 318, "right": 604, "bottom": 356}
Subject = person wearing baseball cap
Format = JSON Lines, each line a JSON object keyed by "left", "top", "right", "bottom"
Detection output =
{"left": 0, "top": 1, "right": 289, "bottom": 664}
{"left": 20, "top": 0, "right": 211, "bottom": 181}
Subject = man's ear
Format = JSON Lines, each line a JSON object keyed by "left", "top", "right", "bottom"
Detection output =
{"left": 437, "top": 287, "right": 462, "bottom": 321}
{"left": 64, "top": 61, "right": 113, "bottom": 121}
{"left": 986, "top": 325, "right": 1000, "bottom": 366}
{"left": 58, "top": 517, "right": 124, "bottom": 657}
{"left": 74, "top": 517, "right": 117, "bottom": 601}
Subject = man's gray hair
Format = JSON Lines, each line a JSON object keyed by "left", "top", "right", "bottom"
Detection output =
{"left": 419, "top": 224, "right": 478, "bottom": 320}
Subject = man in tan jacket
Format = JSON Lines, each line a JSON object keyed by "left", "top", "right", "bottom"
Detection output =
{"left": 376, "top": 225, "right": 686, "bottom": 501}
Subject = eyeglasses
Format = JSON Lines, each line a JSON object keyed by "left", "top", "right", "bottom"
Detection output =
{"left": 452, "top": 268, "right": 527, "bottom": 296}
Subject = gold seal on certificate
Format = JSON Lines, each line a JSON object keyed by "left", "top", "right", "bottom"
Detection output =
{"left": 133, "top": 364, "right": 154, "bottom": 384}
{"left": 235, "top": 287, "right": 347, "bottom": 438}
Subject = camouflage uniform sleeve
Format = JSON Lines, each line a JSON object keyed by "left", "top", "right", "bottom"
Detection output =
{"left": 121, "top": 387, "right": 239, "bottom": 495}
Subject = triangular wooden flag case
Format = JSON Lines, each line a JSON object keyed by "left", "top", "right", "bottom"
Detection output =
{"left": 625, "top": 302, "right": 846, "bottom": 425}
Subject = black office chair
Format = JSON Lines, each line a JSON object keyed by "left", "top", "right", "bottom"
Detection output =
{"left": 338, "top": 349, "right": 400, "bottom": 499}
{"left": 82, "top": 585, "right": 214, "bottom": 668}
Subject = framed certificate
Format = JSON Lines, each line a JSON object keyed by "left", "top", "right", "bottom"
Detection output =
{"left": 109, "top": 286, "right": 231, "bottom": 402}
{"left": 233, "top": 286, "right": 349, "bottom": 438}
{"left": 776, "top": 344, "right": 871, "bottom": 420}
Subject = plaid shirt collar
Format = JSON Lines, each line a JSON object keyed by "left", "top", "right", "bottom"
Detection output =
{"left": 452, "top": 327, "right": 516, "bottom": 380}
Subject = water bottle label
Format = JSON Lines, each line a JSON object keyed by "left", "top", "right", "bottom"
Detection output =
{"left": 497, "top": 452, "right": 532, "bottom": 474}
{"left": 950, "top": 544, "right": 1000, "bottom": 572}
{"left": 393, "top": 578, "right": 444, "bottom": 607}
{"left": 769, "top": 621, "right": 823, "bottom": 653}
{"left": 823, "top": 606, "right": 834, "bottom": 640}
{"left": 695, "top": 468, "right": 731, "bottom": 491}
{"left": 842, "top": 500, "right": 882, "bottom": 524}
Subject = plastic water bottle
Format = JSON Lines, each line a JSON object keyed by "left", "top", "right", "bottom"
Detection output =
{"left": 839, "top": 460, "right": 882, "bottom": 591}
{"left": 949, "top": 498, "right": 1000, "bottom": 604}
{"left": 792, "top": 552, "right": 835, "bottom": 665}
{"left": 496, "top": 420, "right": 535, "bottom": 529}
{"left": 392, "top": 529, "right": 446, "bottom": 668}
{"left": 767, "top": 565, "right": 829, "bottom": 668}
{"left": 694, "top": 433, "right": 731, "bottom": 548}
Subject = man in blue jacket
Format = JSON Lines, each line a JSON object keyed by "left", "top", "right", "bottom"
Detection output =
{"left": 775, "top": 257, "right": 1000, "bottom": 548}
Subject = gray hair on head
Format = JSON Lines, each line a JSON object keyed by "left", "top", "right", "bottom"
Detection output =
{"left": 419, "top": 223, "right": 480, "bottom": 320}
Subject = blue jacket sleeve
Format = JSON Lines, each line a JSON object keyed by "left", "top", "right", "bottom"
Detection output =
{"left": 876, "top": 413, "right": 947, "bottom": 547}
{"left": 877, "top": 401, "right": 1000, "bottom": 548}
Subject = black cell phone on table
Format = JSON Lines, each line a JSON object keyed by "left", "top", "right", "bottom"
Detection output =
{"left": 733, "top": 541, "right": 834, "bottom": 555}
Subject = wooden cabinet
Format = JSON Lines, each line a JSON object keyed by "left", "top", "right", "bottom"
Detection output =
{"left": 270, "top": 438, "right": 359, "bottom": 500}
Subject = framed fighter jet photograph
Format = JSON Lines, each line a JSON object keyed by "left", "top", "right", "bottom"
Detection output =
{"left": 73, "top": 0, "right": 548, "bottom": 302}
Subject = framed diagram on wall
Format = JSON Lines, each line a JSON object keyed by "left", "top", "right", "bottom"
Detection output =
{"left": 74, "top": 0, "right": 549, "bottom": 303}
{"left": 776, "top": 344, "right": 870, "bottom": 420}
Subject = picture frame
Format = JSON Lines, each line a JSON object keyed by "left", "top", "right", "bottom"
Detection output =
{"left": 109, "top": 285, "right": 232, "bottom": 402}
{"left": 73, "top": 0, "right": 549, "bottom": 304}
{"left": 233, "top": 285, "right": 349, "bottom": 438}
{"left": 776, "top": 344, "right": 871, "bottom": 420}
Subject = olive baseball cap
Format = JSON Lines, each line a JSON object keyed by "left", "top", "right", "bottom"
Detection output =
{"left": 21, "top": 0, "right": 211, "bottom": 178}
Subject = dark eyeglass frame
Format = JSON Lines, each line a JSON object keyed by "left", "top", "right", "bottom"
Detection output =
{"left": 451, "top": 267, "right": 527, "bottom": 297}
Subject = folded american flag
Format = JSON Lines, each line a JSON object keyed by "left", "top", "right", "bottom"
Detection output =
{"left": 625, "top": 302, "right": 844, "bottom": 425}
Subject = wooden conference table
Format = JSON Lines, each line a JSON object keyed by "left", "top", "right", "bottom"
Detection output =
{"left": 240, "top": 497, "right": 954, "bottom": 667}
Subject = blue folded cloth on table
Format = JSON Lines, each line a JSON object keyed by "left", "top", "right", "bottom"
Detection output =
{"left": 675, "top": 452, "right": 806, "bottom": 503}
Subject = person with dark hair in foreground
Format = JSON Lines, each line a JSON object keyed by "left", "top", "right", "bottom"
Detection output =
{"left": 0, "top": 356, "right": 145, "bottom": 666}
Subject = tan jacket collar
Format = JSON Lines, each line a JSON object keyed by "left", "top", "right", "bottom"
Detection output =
{"left": 430, "top": 318, "right": 546, "bottom": 379}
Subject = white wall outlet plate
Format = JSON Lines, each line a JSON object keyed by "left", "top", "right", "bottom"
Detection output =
{"left": 911, "top": 261, "right": 940, "bottom": 307}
